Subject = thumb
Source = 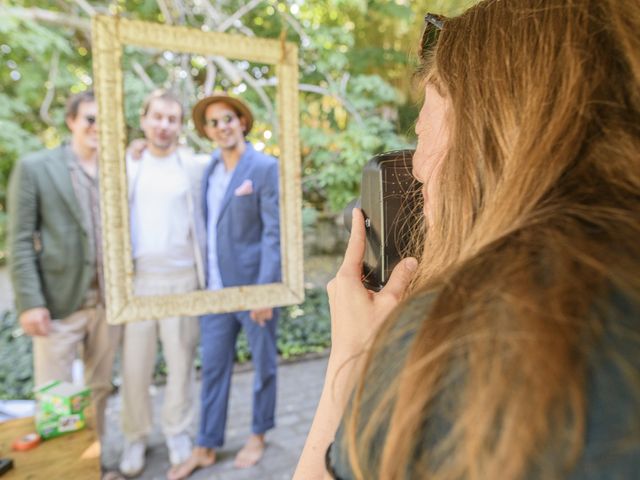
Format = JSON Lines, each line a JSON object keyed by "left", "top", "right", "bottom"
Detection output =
{"left": 382, "top": 257, "right": 418, "bottom": 300}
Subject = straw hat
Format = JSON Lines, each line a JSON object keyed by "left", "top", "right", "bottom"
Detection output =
{"left": 192, "top": 93, "right": 254, "bottom": 138}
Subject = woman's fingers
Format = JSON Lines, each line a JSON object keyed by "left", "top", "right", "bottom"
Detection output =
{"left": 382, "top": 257, "right": 418, "bottom": 302}
{"left": 337, "top": 208, "right": 366, "bottom": 280}
{"left": 331, "top": 209, "right": 417, "bottom": 306}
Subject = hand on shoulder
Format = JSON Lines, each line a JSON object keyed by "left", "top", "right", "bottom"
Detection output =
{"left": 127, "top": 138, "right": 147, "bottom": 161}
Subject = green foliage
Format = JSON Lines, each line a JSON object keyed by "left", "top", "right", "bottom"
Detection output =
{"left": 0, "top": 310, "right": 34, "bottom": 400}
{"left": 0, "top": 288, "right": 330, "bottom": 399}
{"left": 0, "top": 0, "right": 480, "bottom": 259}
{"left": 0, "top": 3, "right": 93, "bottom": 264}
{"left": 302, "top": 111, "right": 411, "bottom": 211}
{"left": 302, "top": 206, "right": 319, "bottom": 231}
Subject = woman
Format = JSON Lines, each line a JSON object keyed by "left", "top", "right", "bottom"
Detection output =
{"left": 295, "top": 0, "right": 640, "bottom": 478}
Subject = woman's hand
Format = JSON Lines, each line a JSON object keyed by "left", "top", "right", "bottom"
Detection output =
{"left": 326, "top": 208, "right": 418, "bottom": 364}
{"left": 293, "top": 209, "right": 418, "bottom": 480}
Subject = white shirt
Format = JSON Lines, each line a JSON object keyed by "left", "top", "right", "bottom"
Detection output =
{"left": 128, "top": 150, "right": 194, "bottom": 271}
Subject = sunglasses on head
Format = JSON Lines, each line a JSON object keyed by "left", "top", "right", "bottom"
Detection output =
{"left": 85, "top": 115, "right": 96, "bottom": 125}
{"left": 421, "top": 13, "right": 445, "bottom": 57}
{"left": 205, "top": 113, "right": 237, "bottom": 129}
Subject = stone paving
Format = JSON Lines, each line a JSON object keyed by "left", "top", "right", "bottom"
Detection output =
{"left": 101, "top": 356, "right": 328, "bottom": 480}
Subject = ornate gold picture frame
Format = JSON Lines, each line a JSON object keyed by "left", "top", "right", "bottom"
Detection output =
{"left": 91, "top": 15, "right": 303, "bottom": 324}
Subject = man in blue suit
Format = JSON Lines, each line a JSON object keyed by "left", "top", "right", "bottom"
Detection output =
{"left": 168, "top": 94, "right": 281, "bottom": 480}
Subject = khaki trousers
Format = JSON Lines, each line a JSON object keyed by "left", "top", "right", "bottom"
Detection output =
{"left": 33, "top": 305, "right": 121, "bottom": 437}
{"left": 120, "top": 267, "right": 199, "bottom": 442}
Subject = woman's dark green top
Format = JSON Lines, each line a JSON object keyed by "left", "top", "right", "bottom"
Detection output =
{"left": 327, "top": 290, "right": 640, "bottom": 479}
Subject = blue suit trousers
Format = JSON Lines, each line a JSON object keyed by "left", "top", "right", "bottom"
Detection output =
{"left": 197, "top": 310, "right": 278, "bottom": 448}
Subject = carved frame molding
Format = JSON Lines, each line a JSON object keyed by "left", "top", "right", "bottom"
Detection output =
{"left": 92, "top": 15, "right": 303, "bottom": 324}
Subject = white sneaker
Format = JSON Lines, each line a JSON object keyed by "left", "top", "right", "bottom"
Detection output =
{"left": 119, "top": 440, "right": 146, "bottom": 477}
{"left": 166, "top": 433, "right": 192, "bottom": 466}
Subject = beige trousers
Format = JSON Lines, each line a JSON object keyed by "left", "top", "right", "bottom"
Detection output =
{"left": 120, "top": 267, "right": 199, "bottom": 442}
{"left": 33, "top": 305, "right": 121, "bottom": 437}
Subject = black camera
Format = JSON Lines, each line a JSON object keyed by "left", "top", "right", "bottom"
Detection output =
{"left": 344, "top": 149, "right": 423, "bottom": 291}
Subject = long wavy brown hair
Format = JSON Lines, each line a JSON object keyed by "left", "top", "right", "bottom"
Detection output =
{"left": 344, "top": 0, "right": 640, "bottom": 479}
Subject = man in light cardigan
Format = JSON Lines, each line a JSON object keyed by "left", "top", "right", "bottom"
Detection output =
{"left": 119, "top": 89, "right": 207, "bottom": 477}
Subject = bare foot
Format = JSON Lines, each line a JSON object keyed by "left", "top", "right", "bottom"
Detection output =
{"left": 102, "top": 472, "right": 125, "bottom": 480}
{"left": 234, "top": 434, "right": 265, "bottom": 469}
{"left": 166, "top": 447, "right": 216, "bottom": 480}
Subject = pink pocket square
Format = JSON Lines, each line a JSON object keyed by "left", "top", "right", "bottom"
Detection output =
{"left": 234, "top": 179, "right": 254, "bottom": 196}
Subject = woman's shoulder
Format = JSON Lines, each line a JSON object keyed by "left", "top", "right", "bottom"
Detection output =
{"left": 327, "top": 290, "right": 440, "bottom": 479}
{"left": 572, "top": 290, "right": 640, "bottom": 478}
{"left": 399, "top": 289, "right": 438, "bottom": 320}
{"left": 384, "top": 289, "right": 440, "bottom": 348}
{"left": 369, "top": 290, "right": 438, "bottom": 368}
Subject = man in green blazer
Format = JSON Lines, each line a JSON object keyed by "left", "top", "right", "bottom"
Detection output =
{"left": 7, "top": 90, "right": 121, "bottom": 439}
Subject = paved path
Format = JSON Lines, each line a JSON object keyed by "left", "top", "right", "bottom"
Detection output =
{"left": 102, "top": 356, "right": 328, "bottom": 479}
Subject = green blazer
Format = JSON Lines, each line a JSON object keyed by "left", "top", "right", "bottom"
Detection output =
{"left": 8, "top": 145, "right": 94, "bottom": 319}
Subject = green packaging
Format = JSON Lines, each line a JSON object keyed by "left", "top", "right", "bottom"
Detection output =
{"left": 33, "top": 381, "right": 91, "bottom": 439}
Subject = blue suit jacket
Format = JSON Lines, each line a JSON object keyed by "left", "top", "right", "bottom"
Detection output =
{"left": 202, "top": 143, "right": 281, "bottom": 287}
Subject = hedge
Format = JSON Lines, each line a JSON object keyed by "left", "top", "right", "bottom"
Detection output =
{"left": 0, "top": 287, "right": 330, "bottom": 400}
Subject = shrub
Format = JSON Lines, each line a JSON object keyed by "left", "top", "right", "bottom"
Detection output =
{"left": 0, "top": 287, "right": 331, "bottom": 399}
{"left": 0, "top": 310, "right": 34, "bottom": 399}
